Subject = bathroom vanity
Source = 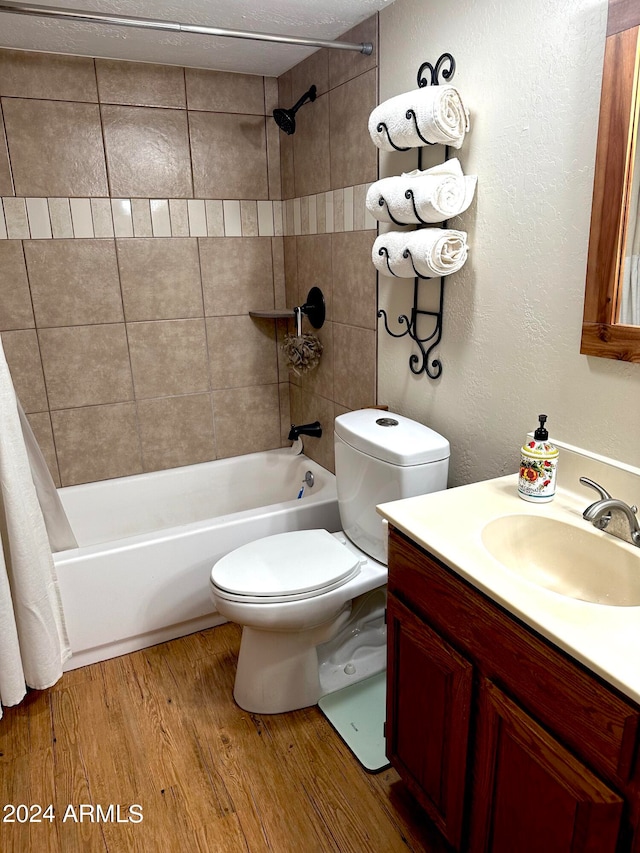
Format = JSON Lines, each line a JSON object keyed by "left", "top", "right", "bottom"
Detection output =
{"left": 378, "top": 444, "right": 640, "bottom": 853}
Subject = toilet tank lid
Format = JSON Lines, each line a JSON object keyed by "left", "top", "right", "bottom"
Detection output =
{"left": 335, "top": 409, "right": 450, "bottom": 466}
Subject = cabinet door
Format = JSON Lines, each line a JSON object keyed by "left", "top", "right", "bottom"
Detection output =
{"left": 469, "top": 679, "right": 623, "bottom": 853}
{"left": 386, "top": 593, "right": 473, "bottom": 849}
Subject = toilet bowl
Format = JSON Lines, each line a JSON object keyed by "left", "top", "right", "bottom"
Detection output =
{"left": 210, "top": 408, "right": 450, "bottom": 714}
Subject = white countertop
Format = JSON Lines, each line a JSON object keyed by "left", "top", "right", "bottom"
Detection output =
{"left": 377, "top": 471, "right": 640, "bottom": 705}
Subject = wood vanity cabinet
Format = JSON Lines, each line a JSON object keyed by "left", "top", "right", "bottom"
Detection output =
{"left": 386, "top": 526, "right": 640, "bottom": 853}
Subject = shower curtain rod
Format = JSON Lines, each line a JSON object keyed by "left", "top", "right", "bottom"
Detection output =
{"left": 0, "top": 1, "right": 374, "bottom": 55}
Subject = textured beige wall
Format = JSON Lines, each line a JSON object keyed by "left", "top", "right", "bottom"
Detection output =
{"left": 377, "top": 0, "right": 640, "bottom": 482}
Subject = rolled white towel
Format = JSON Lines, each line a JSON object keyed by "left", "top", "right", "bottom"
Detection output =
{"left": 366, "top": 158, "right": 477, "bottom": 225}
{"left": 368, "top": 85, "right": 470, "bottom": 152}
{"left": 373, "top": 229, "right": 468, "bottom": 278}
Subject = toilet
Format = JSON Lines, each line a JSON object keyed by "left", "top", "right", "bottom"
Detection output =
{"left": 210, "top": 408, "right": 450, "bottom": 714}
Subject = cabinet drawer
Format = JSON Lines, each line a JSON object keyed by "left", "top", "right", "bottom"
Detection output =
{"left": 388, "top": 527, "right": 640, "bottom": 783}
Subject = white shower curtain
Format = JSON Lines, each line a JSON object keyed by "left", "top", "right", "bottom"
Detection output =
{"left": 0, "top": 336, "right": 71, "bottom": 718}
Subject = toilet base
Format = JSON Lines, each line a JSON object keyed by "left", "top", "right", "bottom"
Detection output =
{"left": 233, "top": 610, "right": 351, "bottom": 714}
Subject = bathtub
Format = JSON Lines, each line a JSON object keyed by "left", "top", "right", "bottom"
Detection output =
{"left": 54, "top": 449, "right": 340, "bottom": 670}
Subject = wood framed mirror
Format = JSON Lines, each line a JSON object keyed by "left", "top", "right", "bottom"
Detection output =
{"left": 581, "top": 0, "right": 640, "bottom": 362}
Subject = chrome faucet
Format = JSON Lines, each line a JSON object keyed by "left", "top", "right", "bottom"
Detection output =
{"left": 580, "top": 477, "right": 640, "bottom": 547}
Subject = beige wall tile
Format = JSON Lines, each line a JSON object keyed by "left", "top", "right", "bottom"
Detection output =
{"left": 26, "top": 411, "right": 61, "bottom": 486}
{"left": 111, "top": 198, "right": 133, "bottom": 237}
{"left": 185, "top": 69, "right": 265, "bottom": 114}
{"left": 24, "top": 239, "right": 123, "bottom": 327}
{"left": 293, "top": 93, "right": 330, "bottom": 198}
{"left": 189, "top": 111, "right": 268, "bottom": 199}
{"left": 1, "top": 328, "right": 47, "bottom": 412}
{"left": 240, "top": 200, "right": 258, "bottom": 237}
{"left": 96, "top": 59, "right": 186, "bottom": 108}
{"left": 39, "top": 324, "right": 133, "bottom": 410}
{"left": 137, "top": 393, "right": 216, "bottom": 472}
{"left": 3, "top": 98, "right": 108, "bottom": 197}
{"left": 264, "top": 77, "right": 279, "bottom": 114}
{"left": 102, "top": 104, "right": 193, "bottom": 198}
{"left": 288, "top": 386, "right": 335, "bottom": 472}
{"left": 271, "top": 237, "right": 286, "bottom": 308}
{"left": 222, "top": 200, "right": 241, "bottom": 236}
{"left": 0, "top": 241, "right": 34, "bottom": 330}
{"left": 206, "top": 315, "right": 278, "bottom": 389}
{"left": 0, "top": 50, "right": 98, "bottom": 102}
{"left": 266, "top": 116, "right": 282, "bottom": 201}
{"left": 199, "top": 237, "right": 274, "bottom": 315}
{"left": 296, "top": 321, "right": 333, "bottom": 401}
{"left": 328, "top": 16, "right": 378, "bottom": 90}
{"left": 90, "top": 198, "right": 114, "bottom": 237}
{"left": 277, "top": 72, "right": 293, "bottom": 115}
{"left": 127, "top": 319, "right": 209, "bottom": 399}
{"left": 212, "top": 384, "right": 281, "bottom": 458}
{"left": 276, "top": 319, "right": 292, "bottom": 383}
{"left": 117, "top": 238, "right": 203, "bottom": 321}
{"left": 331, "top": 231, "right": 377, "bottom": 330}
{"left": 329, "top": 69, "right": 378, "bottom": 190}
{"left": 205, "top": 200, "right": 224, "bottom": 236}
{"left": 283, "top": 236, "right": 298, "bottom": 309}
{"left": 26, "top": 195, "right": 53, "bottom": 238}
{"left": 48, "top": 198, "right": 73, "bottom": 238}
{"left": 187, "top": 199, "right": 207, "bottom": 236}
{"left": 291, "top": 49, "right": 330, "bottom": 99}
{"left": 278, "top": 381, "right": 291, "bottom": 445}
{"left": 131, "top": 198, "right": 152, "bottom": 237}
{"left": 150, "top": 199, "right": 171, "bottom": 236}
{"left": 3, "top": 197, "right": 28, "bottom": 238}
{"left": 52, "top": 403, "right": 142, "bottom": 486}
{"left": 169, "top": 198, "right": 189, "bottom": 236}
{"left": 279, "top": 130, "right": 295, "bottom": 200}
{"left": 333, "top": 323, "right": 376, "bottom": 410}
{"left": 277, "top": 71, "right": 295, "bottom": 199}
{"left": 0, "top": 112, "right": 13, "bottom": 195}
{"left": 296, "top": 235, "right": 333, "bottom": 317}
{"left": 69, "top": 198, "right": 94, "bottom": 237}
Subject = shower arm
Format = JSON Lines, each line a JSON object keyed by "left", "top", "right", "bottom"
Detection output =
{"left": 0, "top": 1, "right": 374, "bottom": 55}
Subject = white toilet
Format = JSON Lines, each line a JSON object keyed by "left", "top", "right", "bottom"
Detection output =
{"left": 210, "top": 408, "right": 450, "bottom": 714}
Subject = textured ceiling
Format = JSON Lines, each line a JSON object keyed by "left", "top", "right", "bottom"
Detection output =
{"left": 0, "top": 0, "right": 392, "bottom": 76}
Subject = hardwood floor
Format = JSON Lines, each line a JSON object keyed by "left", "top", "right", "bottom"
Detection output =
{"left": 0, "top": 623, "right": 450, "bottom": 853}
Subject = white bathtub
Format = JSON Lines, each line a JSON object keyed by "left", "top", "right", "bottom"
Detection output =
{"left": 54, "top": 449, "right": 340, "bottom": 670}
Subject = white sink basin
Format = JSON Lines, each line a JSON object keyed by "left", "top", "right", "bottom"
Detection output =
{"left": 481, "top": 515, "right": 640, "bottom": 606}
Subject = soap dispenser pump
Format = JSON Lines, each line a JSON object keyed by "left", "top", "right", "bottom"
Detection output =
{"left": 518, "top": 414, "right": 559, "bottom": 503}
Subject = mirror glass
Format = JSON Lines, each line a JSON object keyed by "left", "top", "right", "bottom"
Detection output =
{"left": 620, "top": 131, "right": 640, "bottom": 325}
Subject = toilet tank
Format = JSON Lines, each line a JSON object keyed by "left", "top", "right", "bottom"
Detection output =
{"left": 334, "top": 409, "right": 450, "bottom": 564}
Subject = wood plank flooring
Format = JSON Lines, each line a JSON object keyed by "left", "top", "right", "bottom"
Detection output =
{"left": 0, "top": 623, "right": 450, "bottom": 853}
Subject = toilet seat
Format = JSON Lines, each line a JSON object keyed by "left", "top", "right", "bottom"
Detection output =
{"left": 210, "top": 529, "right": 362, "bottom": 604}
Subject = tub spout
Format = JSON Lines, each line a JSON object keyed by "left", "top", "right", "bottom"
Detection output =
{"left": 288, "top": 421, "right": 322, "bottom": 442}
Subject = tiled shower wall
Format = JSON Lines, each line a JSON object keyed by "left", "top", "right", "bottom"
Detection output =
{"left": 0, "top": 16, "right": 378, "bottom": 485}
{"left": 279, "top": 16, "right": 379, "bottom": 472}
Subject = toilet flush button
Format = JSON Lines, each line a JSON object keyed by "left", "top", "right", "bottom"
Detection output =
{"left": 376, "top": 417, "right": 399, "bottom": 427}
{"left": 344, "top": 663, "right": 356, "bottom": 675}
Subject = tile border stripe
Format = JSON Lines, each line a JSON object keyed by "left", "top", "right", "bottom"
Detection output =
{"left": 0, "top": 185, "right": 376, "bottom": 240}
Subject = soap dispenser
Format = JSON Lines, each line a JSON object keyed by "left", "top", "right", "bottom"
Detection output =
{"left": 518, "top": 414, "right": 559, "bottom": 503}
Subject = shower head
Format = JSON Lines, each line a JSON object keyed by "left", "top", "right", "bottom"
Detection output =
{"left": 273, "top": 84, "right": 317, "bottom": 135}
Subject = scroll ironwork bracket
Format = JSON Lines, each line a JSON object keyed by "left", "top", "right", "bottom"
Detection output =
{"left": 377, "top": 277, "right": 444, "bottom": 379}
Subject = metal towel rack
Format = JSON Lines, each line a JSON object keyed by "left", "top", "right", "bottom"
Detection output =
{"left": 376, "top": 53, "right": 458, "bottom": 380}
